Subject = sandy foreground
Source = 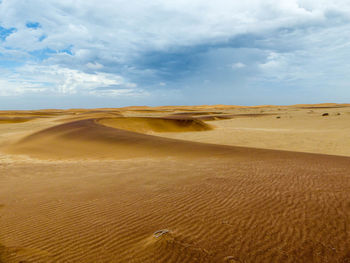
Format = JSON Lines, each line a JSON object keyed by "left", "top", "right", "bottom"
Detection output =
{"left": 1, "top": 104, "right": 350, "bottom": 262}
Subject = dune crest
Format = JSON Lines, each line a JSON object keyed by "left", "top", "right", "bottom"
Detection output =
{"left": 4, "top": 118, "right": 271, "bottom": 160}
{"left": 98, "top": 117, "right": 212, "bottom": 133}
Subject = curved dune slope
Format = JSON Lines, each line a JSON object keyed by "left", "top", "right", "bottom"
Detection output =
{"left": 4, "top": 118, "right": 278, "bottom": 160}
{"left": 57, "top": 111, "right": 122, "bottom": 122}
{"left": 0, "top": 117, "right": 36, "bottom": 124}
{"left": 98, "top": 117, "right": 212, "bottom": 133}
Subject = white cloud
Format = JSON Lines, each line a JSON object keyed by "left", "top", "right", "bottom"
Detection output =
{"left": 89, "top": 88, "right": 148, "bottom": 97}
{"left": 0, "top": 78, "right": 48, "bottom": 96}
{"left": 231, "top": 62, "right": 246, "bottom": 69}
{"left": 0, "top": 63, "right": 139, "bottom": 96}
{"left": 1, "top": 0, "right": 349, "bottom": 58}
{"left": 0, "top": 0, "right": 350, "bottom": 105}
{"left": 259, "top": 52, "right": 283, "bottom": 70}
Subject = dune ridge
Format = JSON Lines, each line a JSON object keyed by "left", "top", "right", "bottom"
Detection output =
{"left": 4, "top": 118, "right": 277, "bottom": 160}
{"left": 98, "top": 117, "right": 212, "bottom": 133}
{"left": 5, "top": 116, "right": 349, "bottom": 162}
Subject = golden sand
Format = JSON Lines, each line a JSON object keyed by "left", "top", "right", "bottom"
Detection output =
{"left": 1, "top": 104, "right": 350, "bottom": 262}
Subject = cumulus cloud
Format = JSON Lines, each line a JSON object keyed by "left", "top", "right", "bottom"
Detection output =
{"left": 0, "top": 63, "right": 139, "bottom": 96}
{"left": 0, "top": 0, "right": 350, "bottom": 107}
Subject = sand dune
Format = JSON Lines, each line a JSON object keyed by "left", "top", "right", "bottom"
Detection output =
{"left": 99, "top": 117, "right": 212, "bottom": 133}
{"left": 193, "top": 113, "right": 276, "bottom": 121}
{"left": 0, "top": 110, "right": 64, "bottom": 117}
{"left": 170, "top": 111, "right": 224, "bottom": 116}
{"left": 56, "top": 111, "right": 123, "bottom": 123}
{"left": 4, "top": 118, "right": 276, "bottom": 160}
{"left": 156, "top": 106, "right": 350, "bottom": 157}
{"left": 0, "top": 117, "right": 35, "bottom": 124}
{"left": 2, "top": 104, "right": 350, "bottom": 262}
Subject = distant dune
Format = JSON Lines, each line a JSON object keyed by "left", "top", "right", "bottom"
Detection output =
{"left": 0, "top": 117, "right": 35, "bottom": 124}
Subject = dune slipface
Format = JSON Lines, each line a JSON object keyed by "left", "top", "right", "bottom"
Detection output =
{"left": 4, "top": 118, "right": 271, "bottom": 160}
{"left": 99, "top": 117, "right": 212, "bottom": 133}
{"left": 1, "top": 107, "right": 350, "bottom": 262}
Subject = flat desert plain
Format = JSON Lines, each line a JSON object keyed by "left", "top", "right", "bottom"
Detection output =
{"left": 1, "top": 103, "right": 350, "bottom": 262}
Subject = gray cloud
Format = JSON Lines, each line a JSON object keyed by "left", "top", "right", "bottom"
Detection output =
{"left": 0, "top": 0, "right": 350, "bottom": 108}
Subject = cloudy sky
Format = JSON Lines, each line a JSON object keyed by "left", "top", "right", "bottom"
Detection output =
{"left": 0, "top": 0, "right": 350, "bottom": 109}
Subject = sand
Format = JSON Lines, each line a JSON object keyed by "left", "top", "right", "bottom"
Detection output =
{"left": 1, "top": 104, "right": 350, "bottom": 262}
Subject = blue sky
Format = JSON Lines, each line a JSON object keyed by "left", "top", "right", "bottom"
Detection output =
{"left": 0, "top": 0, "right": 350, "bottom": 109}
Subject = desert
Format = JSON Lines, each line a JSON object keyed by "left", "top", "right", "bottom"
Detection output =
{"left": 2, "top": 1, "right": 350, "bottom": 262}
{"left": 1, "top": 104, "right": 350, "bottom": 262}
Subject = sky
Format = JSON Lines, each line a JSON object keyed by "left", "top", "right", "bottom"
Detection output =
{"left": 0, "top": 0, "right": 350, "bottom": 109}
